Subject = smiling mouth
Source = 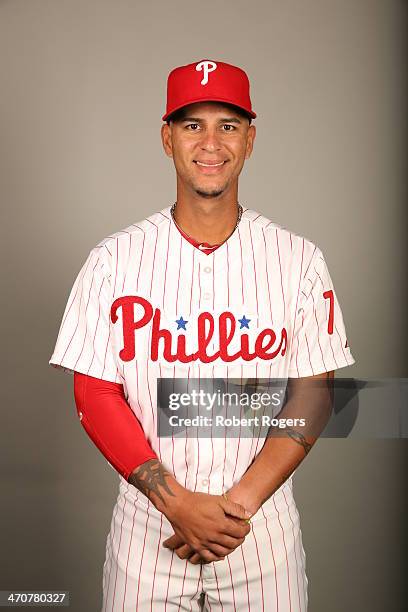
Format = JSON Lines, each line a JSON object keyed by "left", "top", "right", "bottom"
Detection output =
{"left": 194, "top": 160, "right": 227, "bottom": 167}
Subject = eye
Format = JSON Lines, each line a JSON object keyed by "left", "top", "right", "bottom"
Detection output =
{"left": 185, "top": 123, "right": 200, "bottom": 131}
{"left": 222, "top": 124, "right": 236, "bottom": 131}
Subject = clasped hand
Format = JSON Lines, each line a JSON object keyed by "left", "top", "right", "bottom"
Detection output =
{"left": 162, "top": 489, "right": 252, "bottom": 565}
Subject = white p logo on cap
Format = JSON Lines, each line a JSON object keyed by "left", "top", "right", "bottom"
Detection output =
{"left": 196, "top": 60, "right": 217, "bottom": 85}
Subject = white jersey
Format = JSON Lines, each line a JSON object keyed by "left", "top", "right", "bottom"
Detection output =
{"left": 49, "top": 204, "right": 355, "bottom": 610}
{"left": 49, "top": 204, "right": 355, "bottom": 487}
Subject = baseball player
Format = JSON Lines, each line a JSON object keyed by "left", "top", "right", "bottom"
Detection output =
{"left": 49, "top": 58, "right": 355, "bottom": 611}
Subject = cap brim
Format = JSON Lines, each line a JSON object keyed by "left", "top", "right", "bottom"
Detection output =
{"left": 162, "top": 96, "right": 256, "bottom": 121}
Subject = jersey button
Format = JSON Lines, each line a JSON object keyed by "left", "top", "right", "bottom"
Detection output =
{"left": 201, "top": 478, "right": 209, "bottom": 486}
{"left": 203, "top": 266, "right": 212, "bottom": 273}
{"left": 203, "top": 292, "right": 211, "bottom": 300}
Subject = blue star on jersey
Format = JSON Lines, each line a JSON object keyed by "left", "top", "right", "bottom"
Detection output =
{"left": 175, "top": 316, "right": 188, "bottom": 330}
{"left": 238, "top": 315, "right": 251, "bottom": 329}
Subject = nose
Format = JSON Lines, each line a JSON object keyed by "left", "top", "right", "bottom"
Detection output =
{"left": 199, "top": 128, "right": 222, "bottom": 152}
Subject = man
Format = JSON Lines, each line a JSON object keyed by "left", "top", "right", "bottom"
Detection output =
{"left": 49, "top": 58, "right": 355, "bottom": 610}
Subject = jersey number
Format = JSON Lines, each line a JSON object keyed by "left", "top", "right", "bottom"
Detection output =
{"left": 323, "top": 290, "right": 334, "bottom": 334}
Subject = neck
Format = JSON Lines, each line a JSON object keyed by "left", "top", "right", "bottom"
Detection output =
{"left": 171, "top": 197, "right": 242, "bottom": 245}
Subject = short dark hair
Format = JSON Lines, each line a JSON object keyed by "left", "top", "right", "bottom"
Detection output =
{"left": 166, "top": 102, "right": 252, "bottom": 126}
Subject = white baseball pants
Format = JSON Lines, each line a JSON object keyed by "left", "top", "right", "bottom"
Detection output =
{"left": 102, "top": 478, "right": 308, "bottom": 611}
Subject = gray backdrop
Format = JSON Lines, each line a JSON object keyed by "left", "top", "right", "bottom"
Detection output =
{"left": 1, "top": 1, "right": 407, "bottom": 610}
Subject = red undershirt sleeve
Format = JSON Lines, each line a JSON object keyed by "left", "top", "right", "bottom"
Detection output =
{"left": 73, "top": 371, "right": 158, "bottom": 480}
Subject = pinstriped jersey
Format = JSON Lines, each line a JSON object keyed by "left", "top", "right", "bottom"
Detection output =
{"left": 49, "top": 205, "right": 355, "bottom": 494}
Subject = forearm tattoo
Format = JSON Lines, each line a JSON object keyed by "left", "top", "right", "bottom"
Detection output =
{"left": 283, "top": 427, "right": 313, "bottom": 455}
{"left": 128, "top": 459, "right": 176, "bottom": 506}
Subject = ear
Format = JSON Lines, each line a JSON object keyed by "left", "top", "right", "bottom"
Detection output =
{"left": 245, "top": 124, "right": 256, "bottom": 159}
{"left": 161, "top": 123, "right": 173, "bottom": 158}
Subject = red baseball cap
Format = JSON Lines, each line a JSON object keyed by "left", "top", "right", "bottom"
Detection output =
{"left": 162, "top": 59, "right": 257, "bottom": 122}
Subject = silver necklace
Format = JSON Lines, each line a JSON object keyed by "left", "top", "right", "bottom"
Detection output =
{"left": 170, "top": 201, "right": 243, "bottom": 247}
